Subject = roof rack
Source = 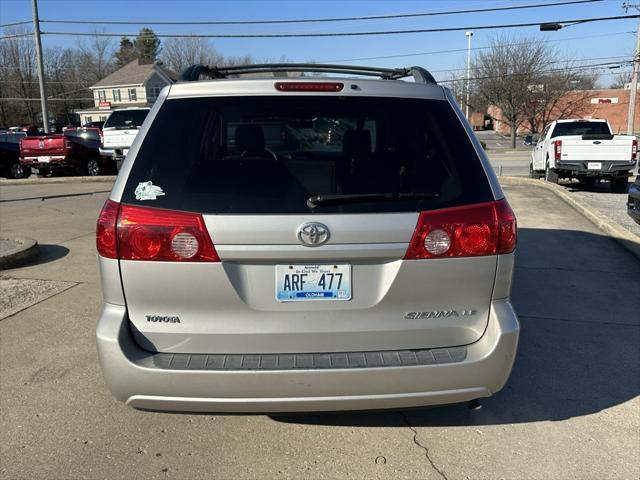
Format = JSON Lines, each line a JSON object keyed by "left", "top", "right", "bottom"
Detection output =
{"left": 180, "top": 63, "right": 437, "bottom": 85}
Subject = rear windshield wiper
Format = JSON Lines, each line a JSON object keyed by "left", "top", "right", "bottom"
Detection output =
{"left": 307, "top": 192, "right": 439, "bottom": 209}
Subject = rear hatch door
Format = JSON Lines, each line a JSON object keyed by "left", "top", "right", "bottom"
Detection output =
{"left": 117, "top": 91, "right": 501, "bottom": 355}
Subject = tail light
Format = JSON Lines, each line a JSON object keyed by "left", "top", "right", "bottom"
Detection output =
{"left": 96, "top": 200, "right": 119, "bottom": 258}
{"left": 96, "top": 200, "right": 219, "bottom": 262}
{"left": 99, "top": 131, "right": 104, "bottom": 148}
{"left": 404, "top": 199, "right": 517, "bottom": 260}
{"left": 554, "top": 140, "right": 562, "bottom": 162}
{"left": 632, "top": 139, "right": 637, "bottom": 160}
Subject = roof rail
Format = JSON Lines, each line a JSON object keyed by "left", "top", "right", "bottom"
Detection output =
{"left": 180, "top": 63, "right": 437, "bottom": 84}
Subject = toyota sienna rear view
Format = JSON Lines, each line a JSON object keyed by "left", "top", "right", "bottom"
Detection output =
{"left": 95, "top": 64, "right": 519, "bottom": 413}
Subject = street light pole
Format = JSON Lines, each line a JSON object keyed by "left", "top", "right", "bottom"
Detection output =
{"left": 31, "top": 0, "right": 49, "bottom": 133}
{"left": 465, "top": 31, "right": 473, "bottom": 121}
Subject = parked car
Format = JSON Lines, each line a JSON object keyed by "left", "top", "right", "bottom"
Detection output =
{"left": 628, "top": 175, "right": 640, "bottom": 225}
{"left": 0, "top": 131, "right": 30, "bottom": 178}
{"left": 523, "top": 134, "right": 534, "bottom": 146}
{"left": 530, "top": 119, "right": 637, "bottom": 192}
{"left": 95, "top": 64, "right": 519, "bottom": 413}
{"left": 100, "top": 107, "right": 150, "bottom": 170}
{"left": 20, "top": 127, "right": 104, "bottom": 176}
{"left": 83, "top": 120, "right": 105, "bottom": 130}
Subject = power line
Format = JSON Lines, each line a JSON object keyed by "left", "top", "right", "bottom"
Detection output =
{"left": 431, "top": 55, "right": 633, "bottom": 75}
{"left": 20, "top": 14, "right": 640, "bottom": 40}
{"left": 0, "top": 32, "right": 32, "bottom": 39}
{"left": 0, "top": 20, "right": 32, "bottom": 28}
{"left": 0, "top": 80, "right": 91, "bottom": 85}
{"left": 439, "top": 60, "right": 632, "bottom": 84}
{"left": 37, "top": 0, "right": 602, "bottom": 26}
{"left": 0, "top": 97, "right": 93, "bottom": 101}
{"left": 319, "top": 32, "right": 634, "bottom": 63}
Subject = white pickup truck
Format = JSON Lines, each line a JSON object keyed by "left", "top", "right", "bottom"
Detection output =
{"left": 100, "top": 107, "right": 150, "bottom": 170}
{"left": 530, "top": 119, "right": 637, "bottom": 192}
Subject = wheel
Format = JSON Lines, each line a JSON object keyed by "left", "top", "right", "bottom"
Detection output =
{"left": 545, "top": 163, "right": 559, "bottom": 184}
{"left": 529, "top": 163, "right": 543, "bottom": 179}
{"left": 86, "top": 158, "right": 101, "bottom": 176}
{"left": 8, "top": 161, "right": 27, "bottom": 179}
{"left": 610, "top": 177, "right": 629, "bottom": 193}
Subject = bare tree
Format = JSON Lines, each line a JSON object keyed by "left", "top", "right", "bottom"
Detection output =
{"left": 76, "top": 31, "right": 116, "bottom": 83}
{"left": 0, "top": 26, "right": 39, "bottom": 125}
{"left": 522, "top": 69, "right": 599, "bottom": 134}
{"left": 610, "top": 70, "right": 633, "bottom": 89}
{"left": 472, "top": 35, "right": 548, "bottom": 148}
{"left": 160, "top": 37, "right": 223, "bottom": 75}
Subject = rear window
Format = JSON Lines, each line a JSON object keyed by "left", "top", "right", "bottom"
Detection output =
{"left": 65, "top": 129, "right": 100, "bottom": 141}
{"left": 551, "top": 121, "right": 610, "bottom": 138}
{"left": 122, "top": 96, "right": 493, "bottom": 214}
{"left": 104, "top": 110, "right": 149, "bottom": 129}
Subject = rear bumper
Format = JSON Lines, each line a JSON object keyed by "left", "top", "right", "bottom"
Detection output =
{"left": 99, "top": 148, "right": 124, "bottom": 170}
{"left": 556, "top": 160, "right": 636, "bottom": 177}
{"left": 20, "top": 156, "right": 68, "bottom": 168}
{"left": 96, "top": 300, "right": 519, "bottom": 413}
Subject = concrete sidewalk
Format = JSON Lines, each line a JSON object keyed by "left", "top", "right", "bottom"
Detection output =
{"left": 0, "top": 182, "right": 638, "bottom": 479}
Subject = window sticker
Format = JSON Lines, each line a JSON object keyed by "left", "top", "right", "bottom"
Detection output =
{"left": 135, "top": 181, "right": 165, "bottom": 201}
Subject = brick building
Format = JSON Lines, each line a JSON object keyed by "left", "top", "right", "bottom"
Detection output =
{"left": 489, "top": 87, "right": 640, "bottom": 136}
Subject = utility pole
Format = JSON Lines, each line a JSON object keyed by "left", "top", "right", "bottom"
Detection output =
{"left": 624, "top": 2, "right": 640, "bottom": 136}
{"left": 31, "top": 0, "right": 49, "bottom": 133}
{"left": 465, "top": 31, "right": 473, "bottom": 121}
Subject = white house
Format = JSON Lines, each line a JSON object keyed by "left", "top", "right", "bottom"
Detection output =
{"left": 77, "top": 59, "right": 177, "bottom": 125}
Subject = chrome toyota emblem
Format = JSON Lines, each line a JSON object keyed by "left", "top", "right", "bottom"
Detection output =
{"left": 38, "top": 140, "right": 44, "bottom": 149}
{"left": 297, "top": 222, "right": 330, "bottom": 247}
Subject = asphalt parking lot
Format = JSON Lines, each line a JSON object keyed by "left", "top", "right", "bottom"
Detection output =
{"left": 1, "top": 181, "right": 639, "bottom": 480}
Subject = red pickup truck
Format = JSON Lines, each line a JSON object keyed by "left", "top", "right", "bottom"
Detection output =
{"left": 19, "top": 127, "right": 108, "bottom": 176}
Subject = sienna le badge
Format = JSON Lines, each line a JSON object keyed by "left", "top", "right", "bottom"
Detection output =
{"left": 135, "top": 181, "right": 165, "bottom": 201}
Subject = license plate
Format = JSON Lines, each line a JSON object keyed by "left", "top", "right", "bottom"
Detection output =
{"left": 123, "top": 149, "right": 129, "bottom": 156}
{"left": 587, "top": 162, "right": 602, "bottom": 170}
{"left": 276, "top": 264, "right": 351, "bottom": 302}
{"left": 38, "top": 156, "right": 51, "bottom": 163}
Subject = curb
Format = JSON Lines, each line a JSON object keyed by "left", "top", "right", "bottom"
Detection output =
{"left": 0, "top": 176, "right": 116, "bottom": 186}
{"left": 0, "top": 237, "right": 39, "bottom": 270}
{"left": 500, "top": 176, "right": 640, "bottom": 261}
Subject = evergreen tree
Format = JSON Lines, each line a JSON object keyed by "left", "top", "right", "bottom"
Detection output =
{"left": 114, "top": 36, "right": 136, "bottom": 67}
{"left": 134, "top": 28, "right": 161, "bottom": 64}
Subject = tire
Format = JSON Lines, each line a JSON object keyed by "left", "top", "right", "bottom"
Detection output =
{"left": 545, "top": 163, "right": 559, "bottom": 184}
{"left": 610, "top": 177, "right": 629, "bottom": 193}
{"left": 8, "top": 161, "right": 26, "bottom": 179}
{"left": 529, "top": 163, "right": 536, "bottom": 178}
{"left": 86, "top": 158, "right": 101, "bottom": 177}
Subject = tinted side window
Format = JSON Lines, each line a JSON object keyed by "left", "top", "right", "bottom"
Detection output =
{"left": 122, "top": 96, "right": 494, "bottom": 214}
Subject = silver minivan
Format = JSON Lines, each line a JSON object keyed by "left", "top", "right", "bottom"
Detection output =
{"left": 96, "top": 64, "right": 519, "bottom": 413}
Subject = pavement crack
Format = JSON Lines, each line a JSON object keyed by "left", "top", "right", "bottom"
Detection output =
{"left": 398, "top": 411, "right": 448, "bottom": 480}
